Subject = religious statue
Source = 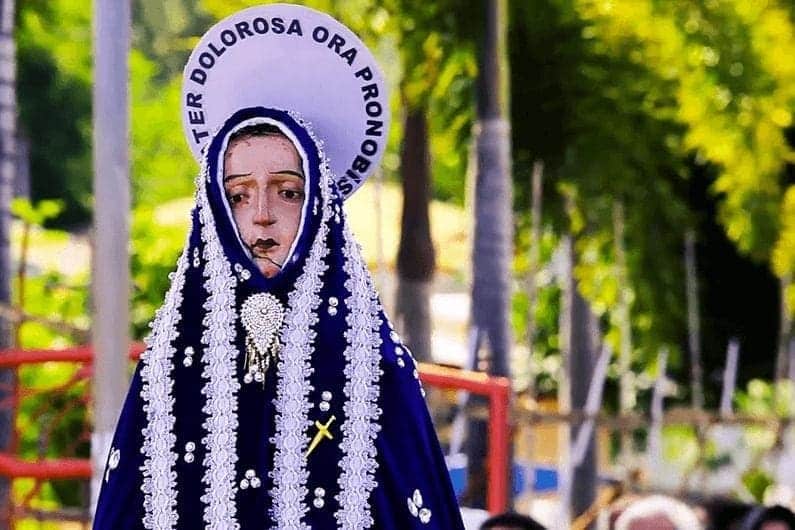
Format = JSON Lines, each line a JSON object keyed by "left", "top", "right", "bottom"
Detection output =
{"left": 92, "top": 5, "right": 465, "bottom": 530}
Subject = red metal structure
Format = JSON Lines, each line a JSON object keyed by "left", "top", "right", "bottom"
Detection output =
{"left": 0, "top": 347, "right": 511, "bottom": 525}
{"left": 0, "top": 344, "right": 144, "bottom": 527}
{"left": 419, "top": 362, "right": 512, "bottom": 514}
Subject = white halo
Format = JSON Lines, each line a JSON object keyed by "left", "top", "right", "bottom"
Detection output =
{"left": 182, "top": 3, "right": 390, "bottom": 199}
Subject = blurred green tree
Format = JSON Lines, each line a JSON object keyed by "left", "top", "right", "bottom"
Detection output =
{"left": 511, "top": 0, "right": 795, "bottom": 402}
{"left": 18, "top": 0, "right": 203, "bottom": 226}
{"left": 133, "top": 0, "right": 212, "bottom": 82}
{"left": 17, "top": 0, "right": 92, "bottom": 227}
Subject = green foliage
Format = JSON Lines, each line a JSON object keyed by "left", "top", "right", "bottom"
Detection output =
{"left": 574, "top": 0, "right": 795, "bottom": 264}
{"left": 8, "top": 200, "right": 90, "bottom": 510}
{"left": 17, "top": 271, "right": 89, "bottom": 349}
{"left": 130, "top": 199, "right": 191, "bottom": 337}
{"left": 662, "top": 424, "right": 701, "bottom": 471}
{"left": 6, "top": 197, "right": 189, "bottom": 510}
{"left": 17, "top": 0, "right": 92, "bottom": 226}
{"left": 11, "top": 198, "right": 64, "bottom": 226}
{"left": 731, "top": 379, "right": 794, "bottom": 501}
{"left": 427, "top": 48, "right": 476, "bottom": 204}
{"left": 513, "top": 227, "right": 563, "bottom": 393}
{"left": 735, "top": 378, "right": 795, "bottom": 419}
{"left": 18, "top": 1, "right": 203, "bottom": 227}
{"left": 13, "top": 199, "right": 90, "bottom": 348}
{"left": 134, "top": 0, "right": 213, "bottom": 81}
{"left": 772, "top": 186, "right": 795, "bottom": 313}
{"left": 16, "top": 366, "right": 90, "bottom": 507}
{"left": 509, "top": 0, "right": 795, "bottom": 399}
{"left": 130, "top": 54, "right": 198, "bottom": 206}
{"left": 742, "top": 468, "right": 775, "bottom": 503}
{"left": 385, "top": 0, "right": 478, "bottom": 205}
{"left": 510, "top": 0, "right": 693, "bottom": 382}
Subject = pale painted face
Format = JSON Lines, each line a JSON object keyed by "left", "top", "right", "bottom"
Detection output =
{"left": 223, "top": 134, "right": 305, "bottom": 278}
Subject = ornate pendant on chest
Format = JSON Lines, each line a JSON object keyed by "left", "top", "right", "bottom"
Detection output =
{"left": 240, "top": 292, "right": 285, "bottom": 386}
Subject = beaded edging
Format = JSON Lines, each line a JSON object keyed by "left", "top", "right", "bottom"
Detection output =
{"left": 140, "top": 219, "right": 192, "bottom": 530}
{"left": 269, "top": 117, "right": 333, "bottom": 530}
{"left": 197, "top": 164, "right": 241, "bottom": 530}
{"left": 334, "top": 223, "right": 383, "bottom": 529}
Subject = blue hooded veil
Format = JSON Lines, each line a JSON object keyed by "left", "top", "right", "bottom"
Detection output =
{"left": 93, "top": 107, "right": 465, "bottom": 530}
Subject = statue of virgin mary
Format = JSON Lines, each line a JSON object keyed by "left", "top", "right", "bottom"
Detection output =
{"left": 92, "top": 5, "right": 465, "bottom": 530}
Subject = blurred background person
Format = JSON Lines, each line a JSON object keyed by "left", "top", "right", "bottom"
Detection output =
{"left": 739, "top": 505, "right": 795, "bottom": 530}
{"left": 480, "top": 511, "right": 546, "bottom": 530}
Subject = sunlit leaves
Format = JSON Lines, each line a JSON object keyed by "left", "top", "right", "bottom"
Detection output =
{"left": 17, "top": 0, "right": 92, "bottom": 84}
{"left": 772, "top": 186, "right": 795, "bottom": 315}
{"left": 576, "top": 0, "right": 795, "bottom": 265}
{"left": 130, "top": 59, "right": 197, "bottom": 205}
{"left": 18, "top": 1, "right": 93, "bottom": 225}
{"left": 11, "top": 198, "right": 64, "bottom": 226}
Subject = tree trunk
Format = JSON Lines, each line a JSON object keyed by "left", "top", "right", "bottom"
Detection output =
{"left": 0, "top": 0, "right": 16, "bottom": 523}
{"left": 685, "top": 229, "right": 705, "bottom": 409}
{"left": 464, "top": 0, "right": 513, "bottom": 509}
{"left": 395, "top": 108, "right": 435, "bottom": 363}
{"left": 776, "top": 275, "right": 793, "bottom": 381}
{"left": 472, "top": 0, "right": 512, "bottom": 386}
{"left": 90, "top": 0, "right": 131, "bottom": 516}
{"left": 613, "top": 201, "right": 634, "bottom": 459}
{"left": 526, "top": 161, "right": 543, "bottom": 371}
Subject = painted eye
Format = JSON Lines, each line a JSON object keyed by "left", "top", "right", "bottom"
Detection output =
{"left": 279, "top": 189, "right": 305, "bottom": 201}
{"left": 228, "top": 193, "right": 246, "bottom": 204}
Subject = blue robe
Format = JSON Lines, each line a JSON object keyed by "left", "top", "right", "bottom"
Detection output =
{"left": 93, "top": 107, "right": 465, "bottom": 530}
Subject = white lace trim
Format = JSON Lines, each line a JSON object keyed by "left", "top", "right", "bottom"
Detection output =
{"left": 335, "top": 223, "right": 383, "bottom": 530}
{"left": 269, "top": 138, "right": 333, "bottom": 530}
{"left": 140, "top": 215, "right": 192, "bottom": 530}
{"left": 197, "top": 165, "right": 241, "bottom": 529}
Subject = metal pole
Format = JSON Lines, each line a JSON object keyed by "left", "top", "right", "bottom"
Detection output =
{"left": 90, "top": 0, "right": 131, "bottom": 516}
{"left": 556, "top": 236, "right": 572, "bottom": 530}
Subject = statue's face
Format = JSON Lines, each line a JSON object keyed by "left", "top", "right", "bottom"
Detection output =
{"left": 223, "top": 134, "right": 305, "bottom": 278}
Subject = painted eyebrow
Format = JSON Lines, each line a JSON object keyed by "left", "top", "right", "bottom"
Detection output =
{"left": 223, "top": 172, "right": 252, "bottom": 183}
{"left": 271, "top": 170, "right": 305, "bottom": 180}
{"left": 223, "top": 170, "right": 304, "bottom": 183}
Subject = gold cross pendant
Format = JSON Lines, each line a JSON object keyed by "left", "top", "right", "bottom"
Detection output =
{"left": 305, "top": 415, "right": 336, "bottom": 458}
